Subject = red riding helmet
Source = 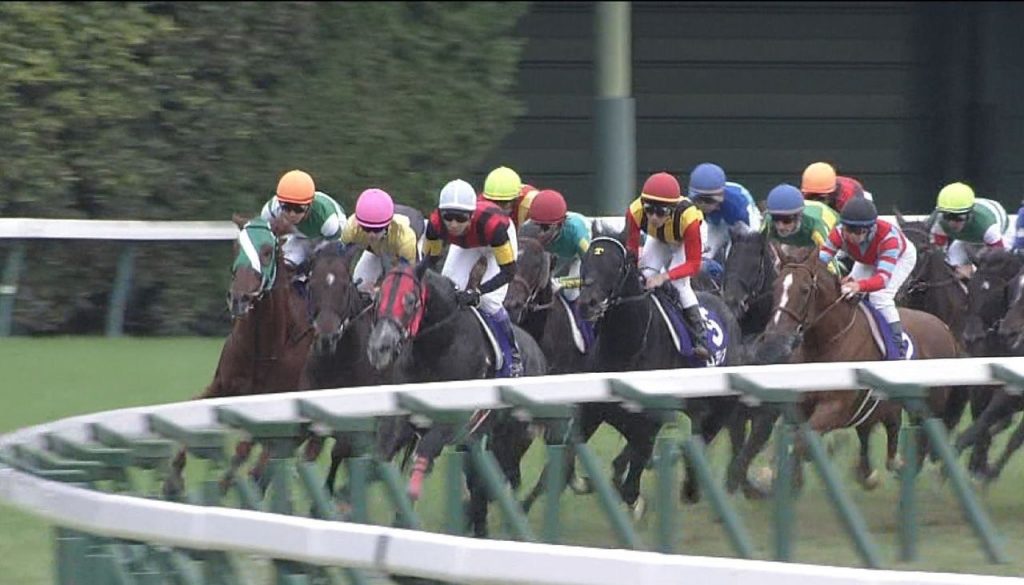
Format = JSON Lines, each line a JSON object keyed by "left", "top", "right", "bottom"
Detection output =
{"left": 528, "top": 189, "right": 568, "bottom": 224}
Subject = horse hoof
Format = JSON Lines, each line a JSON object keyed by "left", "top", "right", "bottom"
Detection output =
{"left": 862, "top": 469, "right": 881, "bottom": 491}
{"left": 886, "top": 454, "right": 905, "bottom": 473}
{"left": 630, "top": 496, "right": 647, "bottom": 522}
{"left": 569, "top": 475, "right": 593, "bottom": 495}
{"left": 680, "top": 484, "right": 701, "bottom": 505}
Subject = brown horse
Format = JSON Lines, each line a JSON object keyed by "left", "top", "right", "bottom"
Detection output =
{"left": 754, "top": 245, "right": 959, "bottom": 489}
{"left": 163, "top": 215, "right": 315, "bottom": 498}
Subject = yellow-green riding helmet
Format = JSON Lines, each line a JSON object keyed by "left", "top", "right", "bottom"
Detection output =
{"left": 936, "top": 182, "right": 976, "bottom": 214}
{"left": 483, "top": 166, "right": 522, "bottom": 202}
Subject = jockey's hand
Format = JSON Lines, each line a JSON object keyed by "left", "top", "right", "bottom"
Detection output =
{"left": 840, "top": 280, "right": 861, "bottom": 298}
{"left": 455, "top": 289, "right": 481, "bottom": 308}
{"left": 644, "top": 272, "right": 670, "bottom": 290}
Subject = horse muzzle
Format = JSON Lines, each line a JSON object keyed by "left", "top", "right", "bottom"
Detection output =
{"left": 368, "top": 319, "right": 404, "bottom": 370}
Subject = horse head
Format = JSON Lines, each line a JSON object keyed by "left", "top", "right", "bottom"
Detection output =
{"left": 367, "top": 262, "right": 455, "bottom": 370}
{"left": 722, "top": 230, "right": 774, "bottom": 319}
{"left": 505, "top": 224, "right": 553, "bottom": 323}
{"left": 996, "top": 265, "right": 1024, "bottom": 354}
{"left": 228, "top": 218, "right": 280, "bottom": 319}
{"left": 578, "top": 235, "right": 641, "bottom": 322}
{"left": 308, "top": 242, "right": 366, "bottom": 349}
{"left": 755, "top": 244, "right": 843, "bottom": 364}
{"left": 965, "top": 248, "right": 1024, "bottom": 350}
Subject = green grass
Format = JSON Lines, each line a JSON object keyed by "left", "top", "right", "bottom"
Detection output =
{"left": 2, "top": 337, "right": 1024, "bottom": 584}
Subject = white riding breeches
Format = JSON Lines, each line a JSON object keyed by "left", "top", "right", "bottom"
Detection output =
{"left": 281, "top": 234, "right": 314, "bottom": 268}
{"left": 849, "top": 240, "right": 917, "bottom": 323}
{"left": 639, "top": 238, "right": 699, "bottom": 309}
{"left": 443, "top": 245, "right": 508, "bottom": 315}
{"left": 352, "top": 251, "right": 383, "bottom": 293}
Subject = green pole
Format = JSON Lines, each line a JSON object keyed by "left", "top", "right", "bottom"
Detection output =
{"left": 575, "top": 442, "right": 643, "bottom": 549}
{"left": 468, "top": 440, "right": 536, "bottom": 542}
{"left": 594, "top": 1, "right": 635, "bottom": 215}
{"left": 543, "top": 442, "right": 566, "bottom": 544}
{"left": 680, "top": 437, "right": 756, "bottom": 559}
{"left": 0, "top": 242, "right": 25, "bottom": 337}
{"left": 654, "top": 436, "right": 678, "bottom": 554}
{"left": 445, "top": 449, "right": 466, "bottom": 536}
{"left": 347, "top": 455, "right": 370, "bottom": 524}
{"left": 106, "top": 245, "right": 136, "bottom": 338}
{"left": 899, "top": 424, "right": 919, "bottom": 562}
{"left": 798, "top": 425, "right": 883, "bottom": 568}
{"left": 773, "top": 421, "right": 795, "bottom": 562}
{"left": 375, "top": 461, "right": 422, "bottom": 530}
{"left": 921, "top": 417, "right": 1009, "bottom": 563}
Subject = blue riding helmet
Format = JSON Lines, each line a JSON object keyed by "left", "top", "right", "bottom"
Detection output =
{"left": 766, "top": 184, "right": 805, "bottom": 215}
{"left": 688, "top": 163, "right": 727, "bottom": 199}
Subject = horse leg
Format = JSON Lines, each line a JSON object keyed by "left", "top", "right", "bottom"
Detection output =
{"left": 162, "top": 447, "right": 188, "bottom": 499}
{"left": 217, "top": 440, "right": 255, "bottom": 494}
{"left": 407, "top": 425, "right": 455, "bottom": 502}
{"left": 988, "top": 416, "right": 1024, "bottom": 481}
{"left": 617, "top": 422, "right": 658, "bottom": 519}
{"left": 522, "top": 424, "right": 575, "bottom": 514}
{"left": 682, "top": 400, "right": 733, "bottom": 504}
{"left": 958, "top": 389, "right": 1018, "bottom": 479}
{"left": 727, "top": 406, "right": 777, "bottom": 500}
{"left": 462, "top": 444, "right": 491, "bottom": 538}
{"left": 883, "top": 409, "right": 905, "bottom": 474}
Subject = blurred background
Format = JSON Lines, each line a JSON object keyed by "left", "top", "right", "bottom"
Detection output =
{"left": 1, "top": 1, "right": 1022, "bottom": 337}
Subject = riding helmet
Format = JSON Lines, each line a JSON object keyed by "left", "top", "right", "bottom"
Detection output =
{"left": 839, "top": 196, "right": 878, "bottom": 227}
{"left": 529, "top": 189, "right": 568, "bottom": 224}
{"left": 765, "top": 184, "right": 805, "bottom": 215}
{"left": 936, "top": 182, "right": 976, "bottom": 214}
{"left": 640, "top": 172, "right": 682, "bottom": 204}
{"left": 438, "top": 179, "right": 477, "bottom": 212}
{"left": 482, "top": 166, "right": 522, "bottom": 202}
{"left": 801, "top": 162, "right": 837, "bottom": 195}
{"left": 688, "top": 163, "right": 727, "bottom": 200}
{"left": 355, "top": 188, "right": 395, "bottom": 229}
{"left": 276, "top": 170, "right": 316, "bottom": 205}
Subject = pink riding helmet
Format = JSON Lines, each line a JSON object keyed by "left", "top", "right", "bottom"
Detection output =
{"left": 355, "top": 188, "right": 395, "bottom": 229}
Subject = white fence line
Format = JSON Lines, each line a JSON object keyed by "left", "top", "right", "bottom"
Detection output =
{"left": 2, "top": 357, "right": 1024, "bottom": 583}
{"left": 0, "top": 215, "right": 941, "bottom": 240}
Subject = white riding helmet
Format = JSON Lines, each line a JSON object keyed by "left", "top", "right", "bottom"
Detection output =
{"left": 438, "top": 179, "right": 477, "bottom": 212}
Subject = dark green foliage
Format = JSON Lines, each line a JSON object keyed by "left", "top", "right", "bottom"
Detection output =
{"left": 0, "top": 2, "right": 527, "bottom": 334}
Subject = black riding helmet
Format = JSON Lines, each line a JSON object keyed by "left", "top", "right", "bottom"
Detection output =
{"left": 840, "top": 196, "right": 878, "bottom": 227}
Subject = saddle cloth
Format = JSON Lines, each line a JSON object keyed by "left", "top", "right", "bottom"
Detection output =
{"left": 650, "top": 291, "right": 729, "bottom": 367}
{"left": 557, "top": 294, "right": 595, "bottom": 354}
{"left": 857, "top": 301, "right": 916, "bottom": 361}
{"left": 470, "top": 308, "right": 513, "bottom": 378}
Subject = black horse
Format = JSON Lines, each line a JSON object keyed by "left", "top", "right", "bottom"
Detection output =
{"left": 578, "top": 235, "right": 751, "bottom": 506}
{"left": 895, "top": 215, "right": 970, "bottom": 342}
{"left": 366, "top": 262, "right": 547, "bottom": 537}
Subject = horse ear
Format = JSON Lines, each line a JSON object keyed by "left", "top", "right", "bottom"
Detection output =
{"left": 231, "top": 213, "right": 251, "bottom": 229}
{"left": 268, "top": 216, "right": 292, "bottom": 238}
{"left": 894, "top": 207, "right": 906, "bottom": 227}
{"left": 414, "top": 257, "right": 431, "bottom": 281}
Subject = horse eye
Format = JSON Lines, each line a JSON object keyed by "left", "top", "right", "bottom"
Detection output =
{"left": 403, "top": 291, "right": 418, "bottom": 309}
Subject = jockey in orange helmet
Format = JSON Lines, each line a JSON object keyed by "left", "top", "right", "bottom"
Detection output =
{"left": 260, "top": 169, "right": 347, "bottom": 270}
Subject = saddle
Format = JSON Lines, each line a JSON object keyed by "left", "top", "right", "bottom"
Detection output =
{"left": 651, "top": 286, "right": 728, "bottom": 366}
{"left": 469, "top": 308, "right": 515, "bottom": 378}
{"left": 858, "top": 301, "right": 915, "bottom": 361}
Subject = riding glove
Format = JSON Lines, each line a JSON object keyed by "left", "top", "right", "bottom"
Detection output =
{"left": 455, "top": 289, "right": 481, "bottom": 308}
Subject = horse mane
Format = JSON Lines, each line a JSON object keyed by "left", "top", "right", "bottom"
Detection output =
{"left": 231, "top": 213, "right": 250, "bottom": 229}
{"left": 518, "top": 220, "right": 546, "bottom": 241}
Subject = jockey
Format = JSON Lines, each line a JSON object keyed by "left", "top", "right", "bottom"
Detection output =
{"left": 625, "top": 172, "right": 710, "bottom": 359}
{"left": 341, "top": 188, "right": 420, "bottom": 294}
{"left": 260, "top": 170, "right": 347, "bottom": 288}
{"left": 764, "top": 183, "right": 842, "bottom": 274}
{"left": 524, "top": 189, "right": 591, "bottom": 302}
{"left": 480, "top": 165, "right": 541, "bottom": 229}
{"left": 424, "top": 179, "right": 523, "bottom": 377}
{"left": 801, "top": 162, "right": 873, "bottom": 214}
{"left": 928, "top": 181, "right": 1012, "bottom": 280}
{"left": 818, "top": 197, "right": 917, "bottom": 358}
{"left": 687, "top": 162, "right": 762, "bottom": 276}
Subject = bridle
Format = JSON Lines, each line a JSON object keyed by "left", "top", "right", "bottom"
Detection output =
{"left": 507, "top": 237, "right": 555, "bottom": 314}
{"left": 581, "top": 237, "right": 651, "bottom": 320}
{"left": 729, "top": 239, "right": 774, "bottom": 315}
{"left": 770, "top": 261, "right": 857, "bottom": 346}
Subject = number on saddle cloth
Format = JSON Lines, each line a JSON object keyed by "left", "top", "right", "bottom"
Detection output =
{"left": 652, "top": 287, "right": 728, "bottom": 366}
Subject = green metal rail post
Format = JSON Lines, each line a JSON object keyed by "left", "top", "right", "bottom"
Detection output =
{"left": 0, "top": 241, "right": 25, "bottom": 337}
{"left": 594, "top": 1, "right": 635, "bottom": 215}
{"left": 106, "top": 245, "right": 136, "bottom": 338}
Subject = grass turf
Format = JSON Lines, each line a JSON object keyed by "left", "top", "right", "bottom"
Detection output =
{"left": 1, "top": 337, "right": 1023, "bottom": 584}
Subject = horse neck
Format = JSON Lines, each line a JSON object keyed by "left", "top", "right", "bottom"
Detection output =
{"left": 598, "top": 270, "right": 654, "bottom": 364}
{"left": 800, "top": 270, "right": 868, "bottom": 360}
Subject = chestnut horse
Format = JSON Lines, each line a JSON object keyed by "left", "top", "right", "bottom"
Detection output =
{"left": 754, "top": 246, "right": 960, "bottom": 488}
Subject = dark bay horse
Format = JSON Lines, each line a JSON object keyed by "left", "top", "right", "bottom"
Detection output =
{"left": 577, "top": 235, "right": 750, "bottom": 507}
{"left": 722, "top": 230, "right": 776, "bottom": 341}
{"left": 895, "top": 215, "right": 969, "bottom": 342}
{"left": 164, "top": 216, "right": 314, "bottom": 497}
{"left": 298, "top": 243, "right": 415, "bottom": 499}
{"left": 754, "top": 246, "right": 960, "bottom": 489}
{"left": 366, "top": 262, "right": 548, "bottom": 537}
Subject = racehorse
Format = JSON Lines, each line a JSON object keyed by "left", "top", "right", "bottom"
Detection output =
{"left": 577, "top": 235, "right": 750, "bottom": 506}
{"left": 163, "top": 216, "right": 315, "bottom": 498}
{"left": 722, "top": 230, "right": 776, "bottom": 341}
{"left": 366, "top": 262, "right": 548, "bottom": 537}
{"left": 754, "top": 245, "right": 960, "bottom": 489}
{"left": 298, "top": 242, "right": 415, "bottom": 499}
{"left": 895, "top": 214, "right": 970, "bottom": 342}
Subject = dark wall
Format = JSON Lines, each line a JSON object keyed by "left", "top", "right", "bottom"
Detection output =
{"left": 474, "top": 1, "right": 1024, "bottom": 216}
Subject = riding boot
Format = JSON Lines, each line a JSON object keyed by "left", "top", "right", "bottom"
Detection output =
{"left": 889, "top": 320, "right": 907, "bottom": 359}
{"left": 681, "top": 305, "right": 711, "bottom": 360}
{"left": 490, "top": 308, "right": 524, "bottom": 378}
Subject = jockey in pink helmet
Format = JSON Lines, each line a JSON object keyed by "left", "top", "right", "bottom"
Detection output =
{"left": 341, "top": 188, "right": 420, "bottom": 293}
